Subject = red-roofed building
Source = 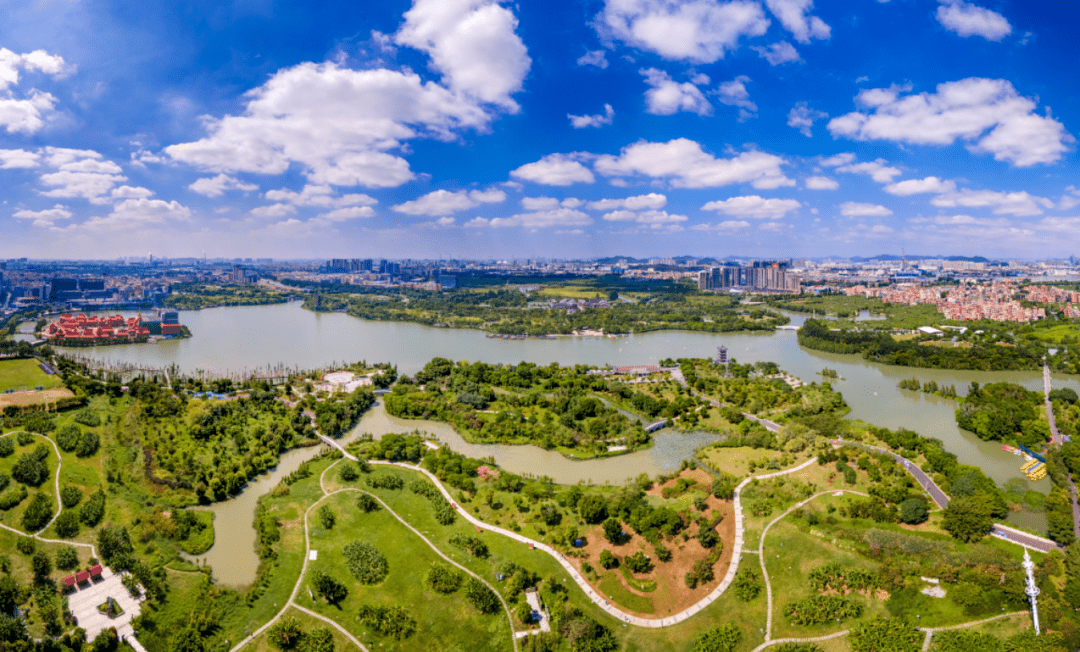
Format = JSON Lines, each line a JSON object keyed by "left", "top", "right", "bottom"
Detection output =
{"left": 76, "top": 570, "right": 90, "bottom": 584}
{"left": 89, "top": 564, "right": 103, "bottom": 578}
{"left": 62, "top": 575, "right": 76, "bottom": 589}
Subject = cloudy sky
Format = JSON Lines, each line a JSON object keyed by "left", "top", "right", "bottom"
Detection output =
{"left": 2, "top": 0, "right": 1079, "bottom": 260}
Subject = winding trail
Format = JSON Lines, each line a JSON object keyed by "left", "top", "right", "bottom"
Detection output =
{"left": 229, "top": 456, "right": 519, "bottom": 652}
{"left": 758, "top": 489, "right": 870, "bottom": 642}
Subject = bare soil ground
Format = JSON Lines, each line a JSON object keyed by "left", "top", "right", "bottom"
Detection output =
{"left": 566, "top": 469, "right": 737, "bottom": 617}
{"left": 0, "top": 387, "right": 75, "bottom": 409}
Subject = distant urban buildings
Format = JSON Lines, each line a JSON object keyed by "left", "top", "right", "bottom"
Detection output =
{"left": 697, "top": 261, "right": 800, "bottom": 293}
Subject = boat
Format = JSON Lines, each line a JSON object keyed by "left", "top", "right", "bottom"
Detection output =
{"left": 1001, "top": 444, "right": 1021, "bottom": 455}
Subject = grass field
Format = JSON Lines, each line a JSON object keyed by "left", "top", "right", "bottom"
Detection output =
{"left": 697, "top": 446, "right": 790, "bottom": 479}
{"left": 0, "top": 357, "right": 62, "bottom": 393}
{"left": 246, "top": 607, "right": 361, "bottom": 652}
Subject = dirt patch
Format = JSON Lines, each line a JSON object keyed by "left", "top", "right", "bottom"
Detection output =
{"left": 645, "top": 468, "right": 714, "bottom": 499}
{"left": 567, "top": 470, "right": 737, "bottom": 618}
{"left": 0, "top": 387, "right": 75, "bottom": 409}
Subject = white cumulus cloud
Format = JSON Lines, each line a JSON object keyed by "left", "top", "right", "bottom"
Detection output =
{"left": 13, "top": 204, "right": 72, "bottom": 228}
{"left": 763, "top": 0, "right": 830, "bottom": 43}
{"left": 640, "top": 69, "right": 712, "bottom": 116}
{"left": 883, "top": 176, "right": 956, "bottom": 196}
{"left": 568, "top": 104, "right": 615, "bottom": 128}
{"left": 601, "top": 209, "right": 687, "bottom": 224}
{"left": 587, "top": 193, "right": 667, "bottom": 211}
{"left": 595, "top": 0, "right": 770, "bottom": 63}
{"left": 594, "top": 138, "right": 793, "bottom": 189}
{"left": 577, "top": 50, "right": 609, "bottom": 68}
{"left": 827, "top": 78, "right": 1073, "bottom": 167}
{"left": 836, "top": 158, "right": 902, "bottom": 183}
{"left": 0, "top": 48, "right": 68, "bottom": 135}
{"left": 936, "top": 0, "right": 1011, "bottom": 41}
{"left": 804, "top": 176, "right": 838, "bottom": 190}
{"left": 392, "top": 188, "right": 506, "bottom": 215}
{"left": 511, "top": 153, "right": 596, "bottom": 186}
{"left": 488, "top": 207, "right": 592, "bottom": 228}
{"left": 701, "top": 195, "right": 801, "bottom": 219}
{"left": 189, "top": 174, "right": 259, "bottom": 198}
{"left": 840, "top": 201, "right": 893, "bottom": 217}
{"left": 787, "top": 102, "right": 828, "bottom": 137}
{"left": 752, "top": 41, "right": 801, "bottom": 65}
{"left": 0, "top": 149, "right": 41, "bottom": 168}
{"left": 83, "top": 199, "right": 192, "bottom": 231}
{"left": 394, "top": 0, "right": 531, "bottom": 110}
{"left": 930, "top": 188, "right": 1052, "bottom": 216}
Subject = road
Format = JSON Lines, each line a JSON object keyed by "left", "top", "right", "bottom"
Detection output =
{"left": 1043, "top": 361, "right": 1080, "bottom": 542}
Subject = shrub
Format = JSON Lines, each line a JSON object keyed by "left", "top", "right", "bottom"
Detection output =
{"left": 599, "top": 549, "right": 618, "bottom": 569}
{"left": 775, "top": 645, "right": 823, "bottom": 652}
{"left": 711, "top": 473, "right": 737, "bottom": 500}
{"left": 317, "top": 505, "right": 335, "bottom": 530}
{"left": 80, "top": 489, "right": 106, "bottom": 526}
{"left": 448, "top": 533, "right": 489, "bottom": 558}
{"left": 304, "top": 627, "right": 334, "bottom": 652}
{"left": 55, "top": 546, "right": 79, "bottom": 571}
{"left": 339, "top": 461, "right": 359, "bottom": 482}
{"left": 849, "top": 617, "right": 921, "bottom": 652}
{"left": 692, "top": 623, "right": 741, "bottom": 652}
{"left": 0, "top": 438, "right": 13, "bottom": 457}
{"left": 653, "top": 541, "right": 672, "bottom": 563}
{"left": 342, "top": 541, "right": 388, "bottom": 584}
{"left": 310, "top": 569, "right": 348, "bottom": 604}
{"left": 785, "top": 595, "right": 863, "bottom": 625}
{"left": 425, "top": 561, "right": 463, "bottom": 594}
{"left": 54, "top": 510, "right": 80, "bottom": 538}
{"left": 15, "top": 536, "right": 35, "bottom": 555}
{"left": 56, "top": 424, "right": 82, "bottom": 452}
{"left": 367, "top": 474, "right": 404, "bottom": 490}
{"left": 355, "top": 494, "right": 381, "bottom": 513}
{"left": 601, "top": 518, "right": 625, "bottom": 544}
{"left": 267, "top": 615, "right": 303, "bottom": 649}
{"left": 31, "top": 552, "right": 51, "bottom": 579}
{"left": 409, "top": 479, "right": 456, "bottom": 525}
{"left": 0, "top": 485, "right": 28, "bottom": 510}
{"left": 22, "top": 493, "right": 53, "bottom": 532}
{"left": 578, "top": 494, "right": 607, "bottom": 524}
{"left": 463, "top": 577, "right": 500, "bottom": 614}
{"left": 697, "top": 526, "right": 719, "bottom": 549}
{"left": 76, "top": 431, "right": 100, "bottom": 458}
{"left": 73, "top": 410, "right": 101, "bottom": 427}
{"left": 11, "top": 450, "right": 49, "bottom": 487}
{"left": 60, "top": 486, "right": 82, "bottom": 508}
{"left": 625, "top": 552, "right": 653, "bottom": 574}
{"left": 685, "top": 558, "right": 715, "bottom": 589}
{"left": 16, "top": 432, "right": 34, "bottom": 446}
{"left": 733, "top": 567, "right": 762, "bottom": 601}
{"left": 356, "top": 604, "right": 417, "bottom": 639}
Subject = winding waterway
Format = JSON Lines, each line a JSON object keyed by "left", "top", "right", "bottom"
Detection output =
{"left": 53, "top": 302, "right": 1070, "bottom": 586}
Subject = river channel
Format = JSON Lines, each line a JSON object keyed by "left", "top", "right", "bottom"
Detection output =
{"left": 54, "top": 302, "right": 1072, "bottom": 586}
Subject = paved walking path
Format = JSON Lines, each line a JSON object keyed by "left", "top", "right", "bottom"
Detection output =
{"left": 758, "top": 489, "right": 869, "bottom": 642}
{"left": 918, "top": 611, "right": 1029, "bottom": 651}
{"left": 317, "top": 428, "right": 822, "bottom": 629}
{"left": 231, "top": 456, "right": 518, "bottom": 652}
{"left": 0, "top": 431, "right": 148, "bottom": 650}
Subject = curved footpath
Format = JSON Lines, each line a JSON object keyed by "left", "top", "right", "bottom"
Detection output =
{"left": 0, "top": 431, "right": 148, "bottom": 650}
{"left": 321, "top": 431, "right": 819, "bottom": 628}
{"left": 229, "top": 458, "right": 519, "bottom": 652}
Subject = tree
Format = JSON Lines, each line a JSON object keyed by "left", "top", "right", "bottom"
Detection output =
{"left": 601, "top": 518, "right": 625, "bottom": 544}
{"left": 55, "top": 546, "right": 79, "bottom": 571}
{"left": 625, "top": 552, "right": 653, "bottom": 574}
{"left": 849, "top": 618, "right": 921, "bottom": 652}
{"left": 578, "top": 494, "right": 607, "bottom": 524}
{"left": 599, "top": 549, "right": 618, "bottom": 569}
{"left": 339, "top": 461, "right": 358, "bottom": 482}
{"left": 304, "top": 627, "right": 335, "bottom": 652}
{"left": 464, "top": 577, "right": 500, "bottom": 614}
{"left": 693, "top": 624, "right": 742, "bottom": 652}
{"left": 268, "top": 616, "right": 303, "bottom": 649}
{"left": 170, "top": 627, "right": 207, "bottom": 652}
{"left": 425, "top": 561, "right": 462, "bottom": 594}
{"left": 318, "top": 505, "right": 335, "bottom": 530}
{"left": 0, "top": 576, "right": 19, "bottom": 614}
{"left": 54, "top": 510, "right": 79, "bottom": 538}
{"left": 698, "top": 526, "right": 719, "bottom": 549}
{"left": 342, "top": 541, "right": 388, "bottom": 584}
{"left": 21, "top": 493, "right": 53, "bottom": 532}
{"left": 60, "top": 485, "right": 82, "bottom": 508}
{"left": 942, "top": 496, "right": 993, "bottom": 543}
{"left": 898, "top": 498, "right": 929, "bottom": 525}
{"left": 311, "top": 569, "right": 348, "bottom": 604}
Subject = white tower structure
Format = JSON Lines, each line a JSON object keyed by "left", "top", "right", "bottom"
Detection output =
{"left": 1022, "top": 548, "right": 1040, "bottom": 634}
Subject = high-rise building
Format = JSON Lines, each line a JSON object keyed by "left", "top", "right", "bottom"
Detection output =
{"left": 698, "top": 260, "right": 798, "bottom": 292}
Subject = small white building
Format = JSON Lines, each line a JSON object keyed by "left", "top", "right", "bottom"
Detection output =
{"left": 917, "top": 326, "right": 944, "bottom": 337}
{"left": 315, "top": 371, "right": 374, "bottom": 393}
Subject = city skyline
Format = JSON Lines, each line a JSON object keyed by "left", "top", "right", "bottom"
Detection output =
{"left": 2, "top": 0, "right": 1080, "bottom": 260}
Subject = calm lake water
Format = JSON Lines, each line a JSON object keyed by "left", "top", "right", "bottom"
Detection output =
{"left": 55, "top": 302, "right": 1066, "bottom": 586}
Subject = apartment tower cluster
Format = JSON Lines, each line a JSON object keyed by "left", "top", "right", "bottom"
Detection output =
{"left": 697, "top": 261, "right": 800, "bottom": 293}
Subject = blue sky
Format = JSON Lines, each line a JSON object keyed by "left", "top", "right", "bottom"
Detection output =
{"left": 2, "top": 0, "right": 1080, "bottom": 261}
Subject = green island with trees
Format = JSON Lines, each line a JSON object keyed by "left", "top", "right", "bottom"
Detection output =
{"left": 292, "top": 277, "right": 789, "bottom": 336}
{"left": 161, "top": 282, "right": 295, "bottom": 311}
{"left": 0, "top": 344, "right": 1069, "bottom": 652}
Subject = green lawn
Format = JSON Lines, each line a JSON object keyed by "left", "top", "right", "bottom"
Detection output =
{"left": 0, "top": 358, "right": 62, "bottom": 393}
{"left": 697, "top": 446, "right": 790, "bottom": 479}
{"left": 598, "top": 571, "right": 656, "bottom": 613}
{"left": 246, "top": 606, "right": 362, "bottom": 651}
{"left": 295, "top": 488, "right": 514, "bottom": 652}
